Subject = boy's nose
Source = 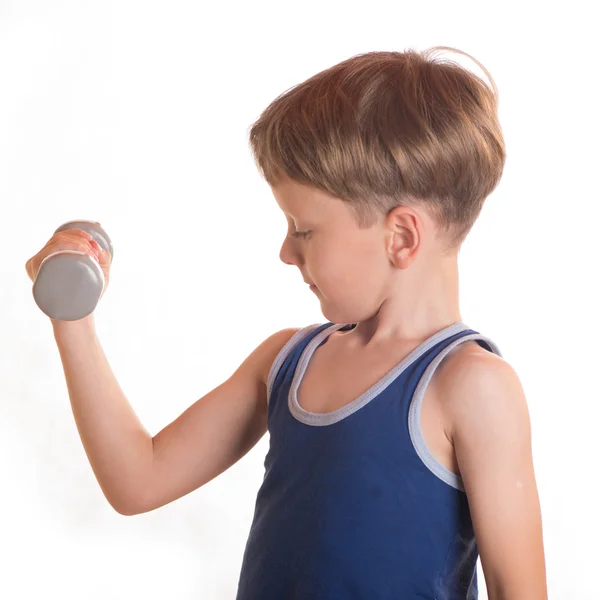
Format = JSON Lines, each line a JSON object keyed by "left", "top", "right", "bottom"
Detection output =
{"left": 279, "top": 237, "right": 300, "bottom": 267}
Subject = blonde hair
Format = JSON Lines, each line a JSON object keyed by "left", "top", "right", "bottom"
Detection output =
{"left": 247, "top": 46, "right": 506, "bottom": 253}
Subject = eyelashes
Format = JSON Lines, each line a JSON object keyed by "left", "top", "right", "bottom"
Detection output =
{"left": 291, "top": 230, "right": 311, "bottom": 239}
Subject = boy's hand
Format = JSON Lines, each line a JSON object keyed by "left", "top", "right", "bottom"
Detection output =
{"left": 25, "top": 228, "right": 112, "bottom": 293}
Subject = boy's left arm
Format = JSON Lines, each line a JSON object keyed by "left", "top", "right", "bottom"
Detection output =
{"left": 442, "top": 349, "right": 548, "bottom": 600}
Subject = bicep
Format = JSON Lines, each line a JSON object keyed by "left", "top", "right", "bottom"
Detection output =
{"left": 135, "top": 328, "right": 300, "bottom": 515}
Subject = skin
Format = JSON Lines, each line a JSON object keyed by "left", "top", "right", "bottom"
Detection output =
{"left": 271, "top": 174, "right": 548, "bottom": 598}
{"left": 271, "top": 174, "right": 463, "bottom": 347}
{"left": 30, "top": 173, "right": 545, "bottom": 595}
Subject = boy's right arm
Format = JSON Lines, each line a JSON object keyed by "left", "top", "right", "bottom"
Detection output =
{"left": 51, "top": 315, "right": 301, "bottom": 516}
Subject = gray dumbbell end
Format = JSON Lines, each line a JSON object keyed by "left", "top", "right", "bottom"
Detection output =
{"left": 32, "top": 220, "right": 113, "bottom": 322}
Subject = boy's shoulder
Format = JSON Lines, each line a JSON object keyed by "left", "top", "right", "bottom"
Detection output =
{"left": 257, "top": 325, "right": 309, "bottom": 389}
{"left": 434, "top": 338, "right": 517, "bottom": 434}
{"left": 438, "top": 338, "right": 507, "bottom": 388}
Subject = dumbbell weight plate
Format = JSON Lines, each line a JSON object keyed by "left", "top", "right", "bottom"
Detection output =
{"left": 32, "top": 220, "right": 113, "bottom": 321}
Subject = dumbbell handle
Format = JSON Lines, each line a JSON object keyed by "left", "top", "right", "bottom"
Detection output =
{"left": 32, "top": 220, "right": 114, "bottom": 322}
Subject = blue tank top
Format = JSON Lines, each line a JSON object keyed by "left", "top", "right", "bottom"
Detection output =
{"left": 236, "top": 320, "right": 502, "bottom": 600}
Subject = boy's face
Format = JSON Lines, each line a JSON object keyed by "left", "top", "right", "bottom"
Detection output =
{"left": 271, "top": 176, "right": 394, "bottom": 323}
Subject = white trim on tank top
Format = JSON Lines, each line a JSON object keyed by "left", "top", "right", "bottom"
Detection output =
{"left": 266, "top": 321, "right": 502, "bottom": 491}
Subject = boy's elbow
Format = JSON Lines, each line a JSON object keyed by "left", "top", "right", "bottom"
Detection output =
{"left": 107, "top": 496, "right": 138, "bottom": 516}
{"left": 113, "top": 502, "right": 139, "bottom": 516}
{"left": 110, "top": 487, "right": 162, "bottom": 516}
{"left": 104, "top": 488, "right": 146, "bottom": 516}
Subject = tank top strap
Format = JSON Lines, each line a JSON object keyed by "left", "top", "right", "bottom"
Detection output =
{"left": 266, "top": 322, "right": 333, "bottom": 405}
{"left": 407, "top": 328, "right": 503, "bottom": 492}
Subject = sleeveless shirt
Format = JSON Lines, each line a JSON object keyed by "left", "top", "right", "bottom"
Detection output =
{"left": 235, "top": 320, "right": 502, "bottom": 600}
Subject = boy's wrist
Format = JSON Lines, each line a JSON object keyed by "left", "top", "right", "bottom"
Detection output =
{"left": 52, "top": 314, "right": 97, "bottom": 338}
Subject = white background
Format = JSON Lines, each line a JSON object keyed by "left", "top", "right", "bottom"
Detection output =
{"left": 1, "top": 1, "right": 598, "bottom": 598}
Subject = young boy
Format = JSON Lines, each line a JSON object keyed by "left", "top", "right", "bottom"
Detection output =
{"left": 37, "top": 46, "right": 547, "bottom": 599}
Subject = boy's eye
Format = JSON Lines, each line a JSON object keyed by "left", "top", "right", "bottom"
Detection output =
{"left": 291, "top": 230, "right": 311, "bottom": 239}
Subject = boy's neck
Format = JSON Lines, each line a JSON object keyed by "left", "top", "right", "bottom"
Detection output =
{"left": 348, "top": 255, "right": 461, "bottom": 348}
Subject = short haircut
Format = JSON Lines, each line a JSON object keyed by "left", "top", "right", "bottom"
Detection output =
{"left": 248, "top": 47, "right": 505, "bottom": 252}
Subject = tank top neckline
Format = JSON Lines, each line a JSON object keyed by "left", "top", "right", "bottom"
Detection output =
{"left": 288, "top": 320, "right": 471, "bottom": 426}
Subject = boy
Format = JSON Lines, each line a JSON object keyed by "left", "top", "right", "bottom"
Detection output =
{"left": 31, "top": 46, "right": 547, "bottom": 598}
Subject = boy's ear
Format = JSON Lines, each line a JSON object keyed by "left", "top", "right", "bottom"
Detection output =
{"left": 384, "top": 207, "right": 422, "bottom": 268}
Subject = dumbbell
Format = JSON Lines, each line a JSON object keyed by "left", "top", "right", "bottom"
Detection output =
{"left": 32, "top": 220, "right": 114, "bottom": 321}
